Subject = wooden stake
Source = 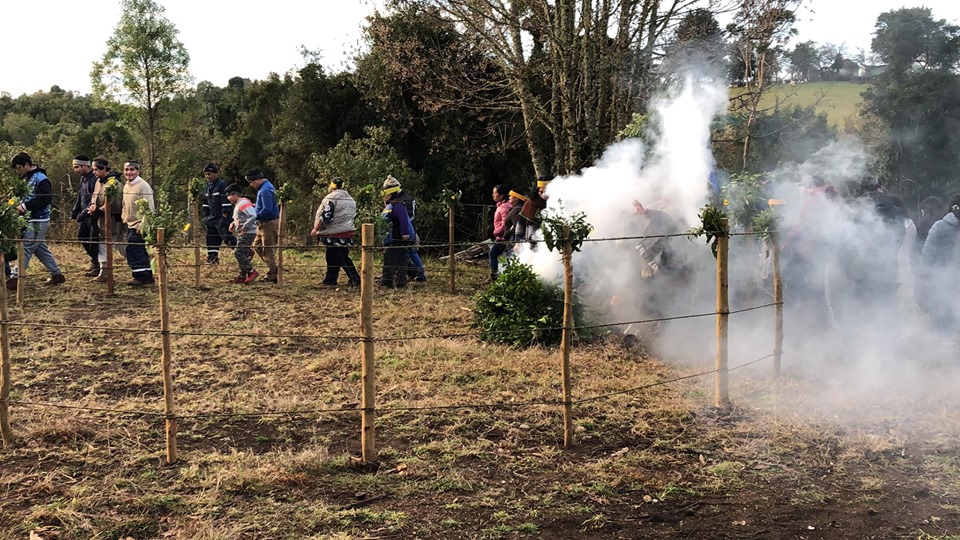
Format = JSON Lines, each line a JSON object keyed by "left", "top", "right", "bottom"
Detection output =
{"left": 192, "top": 198, "right": 201, "bottom": 289}
{"left": 104, "top": 196, "right": 114, "bottom": 295}
{"left": 771, "top": 232, "right": 784, "bottom": 378}
{"left": 0, "top": 253, "right": 12, "bottom": 448}
{"left": 560, "top": 225, "right": 574, "bottom": 447}
{"left": 16, "top": 241, "right": 24, "bottom": 307}
{"left": 277, "top": 202, "right": 285, "bottom": 285}
{"left": 448, "top": 205, "right": 455, "bottom": 294}
{"left": 360, "top": 223, "right": 376, "bottom": 463}
{"left": 715, "top": 220, "right": 730, "bottom": 408}
{"left": 156, "top": 228, "right": 178, "bottom": 465}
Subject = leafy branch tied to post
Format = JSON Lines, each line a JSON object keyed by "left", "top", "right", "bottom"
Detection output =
{"left": 540, "top": 202, "right": 591, "bottom": 253}
{"left": 689, "top": 204, "right": 729, "bottom": 258}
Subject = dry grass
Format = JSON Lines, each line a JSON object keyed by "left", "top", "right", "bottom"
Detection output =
{"left": 2, "top": 239, "right": 960, "bottom": 538}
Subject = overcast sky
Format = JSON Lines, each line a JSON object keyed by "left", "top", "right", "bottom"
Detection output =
{"left": 1, "top": 0, "right": 957, "bottom": 97}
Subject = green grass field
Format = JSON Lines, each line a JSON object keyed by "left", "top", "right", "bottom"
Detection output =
{"left": 740, "top": 81, "right": 869, "bottom": 129}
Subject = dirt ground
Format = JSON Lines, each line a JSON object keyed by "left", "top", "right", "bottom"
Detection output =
{"left": 1, "top": 244, "right": 959, "bottom": 539}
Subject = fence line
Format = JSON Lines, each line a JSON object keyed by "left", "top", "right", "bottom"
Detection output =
{"left": 1, "top": 222, "right": 785, "bottom": 464}
{"left": 3, "top": 301, "right": 779, "bottom": 343}
{"left": 2, "top": 352, "right": 779, "bottom": 420}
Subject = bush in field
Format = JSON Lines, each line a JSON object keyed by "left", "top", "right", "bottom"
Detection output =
{"left": 473, "top": 259, "right": 588, "bottom": 347}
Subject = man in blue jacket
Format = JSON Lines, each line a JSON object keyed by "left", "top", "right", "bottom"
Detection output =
{"left": 245, "top": 167, "right": 279, "bottom": 283}
{"left": 8, "top": 152, "right": 65, "bottom": 290}
{"left": 201, "top": 163, "right": 235, "bottom": 264}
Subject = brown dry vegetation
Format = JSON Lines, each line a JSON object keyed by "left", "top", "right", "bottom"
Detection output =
{"left": 2, "top": 240, "right": 960, "bottom": 539}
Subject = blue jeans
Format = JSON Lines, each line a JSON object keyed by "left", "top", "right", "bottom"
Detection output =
{"left": 13, "top": 221, "right": 61, "bottom": 277}
{"left": 126, "top": 228, "right": 153, "bottom": 282}
{"left": 489, "top": 241, "right": 507, "bottom": 274}
{"left": 407, "top": 248, "right": 425, "bottom": 279}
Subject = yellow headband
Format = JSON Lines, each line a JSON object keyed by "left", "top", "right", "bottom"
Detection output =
{"left": 329, "top": 182, "right": 339, "bottom": 190}
{"left": 537, "top": 179, "right": 551, "bottom": 188}
{"left": 508, "top": 190, "right": 527, "bottom": 201}
{"left": 382, "top": 186, "right": 401, "bottom": 196}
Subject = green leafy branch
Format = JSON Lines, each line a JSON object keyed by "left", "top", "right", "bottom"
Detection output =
{"left": 138, "top": 192, "right": 185, "bottom": 246}
{"left": 276, "top": 182, "right": 300, "bottom": 204}
{"left": 751, "top": 208, "right": 781, "bottom": 243}
{"left": 187, "top": 177, "right": 205, "bottom": 203}
{"left": 438, "top": 188, "right": 462, "bottom": 209}
{"left": 540, "top": 201, "right": 592, "bottom": 253}
{"left": 688, "top": 204, "right": 728, "bottom": 258}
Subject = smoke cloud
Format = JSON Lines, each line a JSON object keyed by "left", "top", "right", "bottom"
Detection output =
{"left": 512, "top": 70, "right": 960, "bottom": 410}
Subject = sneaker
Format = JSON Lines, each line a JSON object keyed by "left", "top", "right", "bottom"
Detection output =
{"left": 84, "top": 267, "right": 101, "bottom": 277}
{"left": 231, "top": 275, "right": 246, "bottom": 284}
{"left": 5, "top": 277, "right": 17, "bottom": 291}
{"left": 92, "top": 273, "right": 108, "bottom": 283}
{"left": 243, "top": 270, "right": 259, "bottom": 284}
{"left": 44, "top": 274, "right": 66, "bottom": 286}
{"left": 413, "top": 275, "right": 426, "bottom": 282}
{"left": 320, "top": 280, "right": 338, "bottom": 288}
{"left": 206, "top": 258, "right": 220, "bottom": 265}
{"left": 127, "top": 278, "right": 154, "bottom": 287}
{"left": 260, "top": 276, "right": 278, "bottom": 284}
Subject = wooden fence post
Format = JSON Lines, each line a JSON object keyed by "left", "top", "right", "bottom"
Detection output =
{"left": 715, "top": 220, "right": 730, "bottom": 408}
{"left": 104, "top": 196, "right": 115, "bottom": 295}
{"left": 0, "top": 253, "right": 12, "bottom": 448}
{"left": 360, "top": 223, "right": 377, "bottom": 463}
{"left": 16, "top": 241, "right": 24, "bottom": 307}
{"left": 560, "top": 225, "right": 574, "bottom": 447}
{"left": 771, "top": 232, "right": 784, "bottom": 378}
{"left": 448, "top": 205, "right": 455, "bottom": 294}
{"left": 156, "top": 228, "right": 178, "bottom": 465}
{"left": 192, "top": 197, "right": 201, "bottom": 289}
{"left": 277, "top": 202, "right": 285, "bottom": 285}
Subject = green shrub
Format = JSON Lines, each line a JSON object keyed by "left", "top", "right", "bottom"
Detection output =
{"left": 473, "top": 259, "right": 588, "bottom": 347}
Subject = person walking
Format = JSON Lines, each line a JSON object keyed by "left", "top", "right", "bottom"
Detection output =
{"left": 120, "top": 160, "right": 155, "bottom": 286}
{"left": 87, "top": 157, "right": 124, "bottom": 283}
{"left": 245, "top": 167, "right": 279, "bottom": 283}
{"left": 379, "top": 178, "right": 414, "bottom": 288}
{"left": 226, "top": 184, "right": 258, "bottom": 284}
{"left": 312, "top": 177, "right": 361, "bottom": 287}
{"left": 201, "top": 163, "right": 235, "bottom": 264}
{"left": 7, "top": 152, "right": 65, "bottom": 290}
{"left": 70, "top": 155, "right": 100, "bottom": 276}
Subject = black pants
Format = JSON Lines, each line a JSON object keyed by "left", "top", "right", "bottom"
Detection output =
{"left": 205, "top": 222, "right": 236, "bottom": 261}
{"left": 78, "top": 219, "right": 99, "bottom": 266}
{"left": 127, "top": 229, "right": 153, "bottom": 282}
{"left": 324, "top": 245, "right": 360, "bottom": 285}
{"left": 380, "top": 241, "right": 411, "bottom": 287}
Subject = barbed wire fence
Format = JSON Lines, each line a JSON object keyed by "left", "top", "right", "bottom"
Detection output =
{"left": 0, "top": 220, "right": 785, "bottom": 466}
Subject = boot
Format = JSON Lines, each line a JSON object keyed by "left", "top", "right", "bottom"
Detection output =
{"left": 490, "top": 272, "right": 498, "bottom": 283}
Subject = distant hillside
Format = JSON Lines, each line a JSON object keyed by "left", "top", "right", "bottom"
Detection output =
{"left": 733, "top": 82, "right": 869, "bottom": 130}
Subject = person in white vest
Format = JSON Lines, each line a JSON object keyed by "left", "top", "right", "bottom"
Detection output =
{"left": 312, "top": 177, "right": 361, "bottom": 287}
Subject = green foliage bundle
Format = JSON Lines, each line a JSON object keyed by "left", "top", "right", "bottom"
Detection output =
{"left": 473, "top": 259, "right": 587, "bottom": 347}
{"left": 0, "top": 200, "right": 28, "bottom": 254}
{"left": 103, "top": 176, "right": 123, "bottom": 201}
{"left": 751, "top": 208, "right": 781, "bottom": 243}
{"left": 137, "top": 191, "right": 185, "bottom": 245}
{"left": 276, "top": 181, "right": 300, "bottom": 204}
{"left": 187, "top": 177, "right": 205, "bottom": 203}
{"left": 540, "top": 203, "right": 592, "bottom": 253}
{"left": 688, "top": 204, "right": 728, "bottom": 258}
{"left": 721, "top": 172, "right": 766, "bottom": 229}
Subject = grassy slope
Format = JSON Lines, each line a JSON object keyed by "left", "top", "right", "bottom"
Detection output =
{"left": 739, "top": 81, "right": 869, "bottom": 128}
{"left": 1, "top": 243, "right": 959, "bottom": 539}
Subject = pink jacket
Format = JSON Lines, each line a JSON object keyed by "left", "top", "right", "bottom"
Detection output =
{"left": 493, "top": 199, "right": 511, "bottom": 240}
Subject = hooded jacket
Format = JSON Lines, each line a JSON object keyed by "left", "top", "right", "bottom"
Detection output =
{"left": 72, "top": 170, "right": 98, "bottom": 222}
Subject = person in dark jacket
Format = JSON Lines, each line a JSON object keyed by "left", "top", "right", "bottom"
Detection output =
{"left": 7, "top": 152, "right": 65, "bottom": 290}
{"left": 201, "top": 163, "right": 235, "bottom": 264}
{"left": 71, "top": 155, "right": 100, "bottom": 275}
{"left": 379, "top": 178, "right": 414, "bottom": 288}
{"left": 386, "top": 176, "right": 426, "bottom": 282}
{"left": 915, "top": 196, "right": 945, "bottom": 260}
{"left": 917, "top": 195, "right": 960, "bottom": 332}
